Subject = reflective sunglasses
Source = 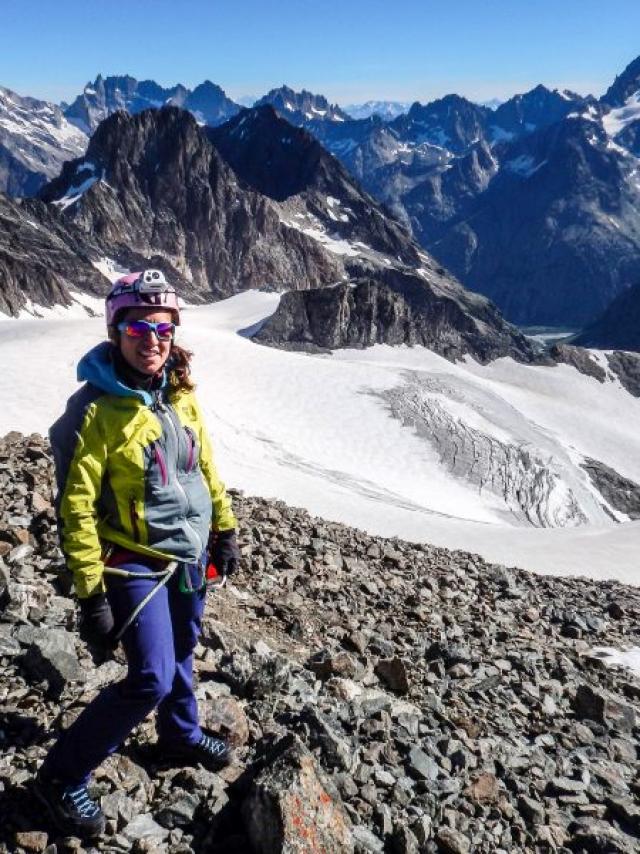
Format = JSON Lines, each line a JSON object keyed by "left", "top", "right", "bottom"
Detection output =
{"left": 117, "top": 320, "right": 176, "bottom": 340}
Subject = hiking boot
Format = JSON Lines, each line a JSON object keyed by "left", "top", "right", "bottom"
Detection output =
{"left": 159, "top": 731, "right": 231, "bottom": 770}
{"left": 34, "top": 767, "right": 106, "bottom": 839}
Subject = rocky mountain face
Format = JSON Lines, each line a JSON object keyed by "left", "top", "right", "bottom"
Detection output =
{"left": 2, "top": 431, "right": 640, "bottom": 852}
{"left": 255, "top": 85, "right": 350, "bottom": 123}
{"left": 40, "top": 107, "right": 346, "bottom": 300}
{"left": 390, "top": 96, "right": 490, "bottom": 154}
{"left": 33, "top": 105, "right": 534, "bottom": 363}
{"left": 64, "top": 74, "right": 240, "bottom": 133}
{"left": 417, "top": 116, "right": 640, "bottom": 326}
{"left": 251, "top": 75, "right": 639, "bottom": 329}
{"left": 551, "top": 343, "right": 640, "bottom": 398}
{"left": 489, "top": 85, "right": 595, "bottom": 138}
{"left": 0, "top": 191, "right": 108, "bottom": 316}
{"left": 255, "top": 277, "right": 534, "bottom": 363}
{"left": 573, "top": 282, "right": 640, "bottom": 352}
{"left": 0, "top": 86, "right": 87, "bottom": 196}
{"left": 602, "top": 55, "right": 640, "bottom": 107}
{"left": 207, "top": 106, "right": 419, "bottom": 265}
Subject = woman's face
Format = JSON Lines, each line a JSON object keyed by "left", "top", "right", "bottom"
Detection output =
{"left": 118, "top": 307, "right": 174, "bottom": 375}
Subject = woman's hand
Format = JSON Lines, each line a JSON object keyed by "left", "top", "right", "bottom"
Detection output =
{"left": 79, "top": 593, "right": 116, "bottom": 648}
{"left": 208, "top": 529, "right": 240, "bottom": 577}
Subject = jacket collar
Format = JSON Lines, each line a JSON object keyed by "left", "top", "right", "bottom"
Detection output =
{"left": 77, "top": 342, "right": 167, "bottom": 405}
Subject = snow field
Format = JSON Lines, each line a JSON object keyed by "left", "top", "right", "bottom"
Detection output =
{"left": 0, "top": 291, "right": 638, "bottom": 587}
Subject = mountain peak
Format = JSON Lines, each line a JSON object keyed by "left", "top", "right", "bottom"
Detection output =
{"left": 491, "top": 85, "right": 590, "bottom": 136}
{"left": 207, "top": 104, "right": 333, "bottom": 200}
{"left": 190, "top": 80, "right": 228, "bottom": 98}
{"left": 64, "top": 74, "right": 238, "bottom": 133}
{"left": 255, "top": 86, "right": 350, "bottom": 122}
{"left": 602, "top": 55, "right": 640, "bottom": 107}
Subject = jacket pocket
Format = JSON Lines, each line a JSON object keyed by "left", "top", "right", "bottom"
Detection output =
{"left": 184, "top": 427, "right": 199, "bottom": 473}
{"left": 153, "top": 442, "right": 169, "bottom": 486}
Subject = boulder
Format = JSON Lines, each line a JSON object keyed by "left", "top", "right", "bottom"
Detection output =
{"left": 20, "top": 628, "right": 85, "bottom": 696}
{"left": 573, "top": 684, "right": 636, "bottom": 733}
{"left": 202, "top": 695, "right": 250, "bottom": 747}
{"left": 242, "top": 734, "right": 354, "bottom": 853}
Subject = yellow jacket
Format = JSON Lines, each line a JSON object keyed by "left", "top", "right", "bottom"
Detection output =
{"left": 49, "top": 343, "right": 236, "bottom": 598}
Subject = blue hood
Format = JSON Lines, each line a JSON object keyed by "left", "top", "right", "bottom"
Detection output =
{"left": 77, "top": 342, "right": 164, "bottom": 405}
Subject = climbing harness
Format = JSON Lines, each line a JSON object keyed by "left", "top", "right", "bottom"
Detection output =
{"left": 102, "top": 557, "right": 227, "bottom": 642}
{"left": 103, "top": 561, "right": 178, "bottom": 642}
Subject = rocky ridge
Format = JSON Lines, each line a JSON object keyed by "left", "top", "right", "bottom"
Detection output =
{"left": 551, "top": 344, "right": 640, "bottom": 398}
{"left": 254, "top": 277, "right": 535, "bottom": 364}
{"left": 1, "top": 432, "right": 640, "bottom": 853}
{"left": 255, "top": 86, "right": 350, "bottom": 124}
{"left": 64, "top": 75, "right": 240, "bottom": 134}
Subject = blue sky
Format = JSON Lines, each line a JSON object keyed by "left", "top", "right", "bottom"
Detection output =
{"left": 2, "top": 0, "right": 639, "bottom": 106}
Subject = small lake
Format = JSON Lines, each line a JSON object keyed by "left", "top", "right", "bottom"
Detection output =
{"left": 519, "top": 326, "right": 580, "bottom": 347}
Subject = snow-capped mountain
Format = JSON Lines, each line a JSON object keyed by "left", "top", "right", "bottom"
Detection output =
{"left": 343, "top": 100, "right": 411, "bottom": 120}
{"left": 14, "top": 105, "right": 530, "bottom": 363}
{"left": 0, "top": 85, "right": 88, "bottom": 196}
{"left": 255, "top": 85, "right": 351, "bottom": 123}
{"left": 64, "top": 74, "right": 240, "bottom": 133}
{"left": 404, "top": 62, "right": 640, "bottom": 328}
{"left": 6, "top": 59, "right": 640, "bottom": 330}
{"left": 410, "top": 114, "right": 640, "bottom": 326}
{"left": 257, "top": 81, "right": 628, "bottom": 327}
{"left": 294, "top": 67, "right": 638, "bottom": 329}
{"left": 390, "top": 95, "right": 490, "bottom": 154}
{"left": 489, "top": 85, "right": 595, "bottom": 139}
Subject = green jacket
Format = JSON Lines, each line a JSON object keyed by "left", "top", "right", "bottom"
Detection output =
{"left": 50, "top": 343, "right": 236, "bottom": 598}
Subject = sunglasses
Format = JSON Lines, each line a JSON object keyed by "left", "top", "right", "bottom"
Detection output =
{"left": 117, "top": 320, "right": 176, "bottom": 340}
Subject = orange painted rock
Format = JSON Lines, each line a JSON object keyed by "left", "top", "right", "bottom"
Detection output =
{"left": 243, "top": 734, "right": 354, "bottom": 853}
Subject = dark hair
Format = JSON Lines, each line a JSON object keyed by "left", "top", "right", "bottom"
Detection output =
{"left": 108, "top": 330, "right": 195, "bottom": 393}
{"left": 167, "top": 343, "right": 195, "bottom": 393}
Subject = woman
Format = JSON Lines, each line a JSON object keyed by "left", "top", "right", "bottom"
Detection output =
{"left": 36, "top": 270, "right": 239, "bottom": 839}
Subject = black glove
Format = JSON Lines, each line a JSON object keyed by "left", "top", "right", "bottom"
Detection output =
{"left": 208, "top": 529, "right": 240, "bottom": 577}
{"left": 78, "top": 593, "right": 116, "bottom": 648}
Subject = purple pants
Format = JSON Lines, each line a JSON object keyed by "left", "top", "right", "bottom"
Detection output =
{"left": 43, "top": 556, "right": 206, "bottom": 785}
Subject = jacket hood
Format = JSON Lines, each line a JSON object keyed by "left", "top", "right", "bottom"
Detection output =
{"left": 77, "top": 342, "right": 162, "bottom": 405}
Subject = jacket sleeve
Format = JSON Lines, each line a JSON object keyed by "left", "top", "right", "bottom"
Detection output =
{"left": 55, "top": 401, "right": 108, "bottom": 598}
{"left": 192, "top": 397, "right": 237, "bottom": 532}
